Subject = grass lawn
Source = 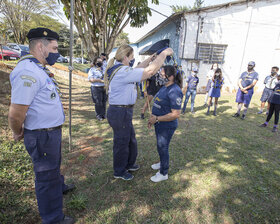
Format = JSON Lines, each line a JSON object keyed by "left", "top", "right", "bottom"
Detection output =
{"left": 0, "top": 65, "right": 280, "bottom": 224}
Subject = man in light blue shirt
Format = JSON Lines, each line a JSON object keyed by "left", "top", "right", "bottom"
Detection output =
{"left": 88, "top": 57, "right": 107, "bottom": 120}
{"left": 8, "top": 27, "right": 74, "bottom": 224}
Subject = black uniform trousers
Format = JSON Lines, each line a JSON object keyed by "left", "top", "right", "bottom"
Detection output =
{"left": 90, "top": 86, "right": 107, "bottom": 118}
{"left": 266, "top": 103, "right": 280, "bottom": 125}
{"left": 107, "top": 105, "right": 138, "bottom": 176}
{"left": 24, "top": 128, "right": 66, "bottom": 224}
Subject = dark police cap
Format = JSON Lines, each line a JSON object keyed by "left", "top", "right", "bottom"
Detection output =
{"left": 27, "top": 27, "right": 59, "bottom": 41}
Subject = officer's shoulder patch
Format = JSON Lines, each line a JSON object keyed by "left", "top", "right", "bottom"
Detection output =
{"left": 176, "top": 97, "right": 182, "bottom": 106}
{"left": 20, "top": 75, "right": 37, "bottom": 83}
{"left": 124, "top": 67, "right": 133, "bottom": 72}
{"left": 23, "top": 81, "right": 32, "bottom": 87}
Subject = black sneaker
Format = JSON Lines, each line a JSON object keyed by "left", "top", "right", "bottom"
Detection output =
{"left": 206, "top": 111, "right": 210, "bottom": 115}
{"left": 259, "top": 123, "right": 267, "bottom": 127}
{"left": 232, "top": 113, "right": 240, "bottom": 117}
{"left": 55, "top": 216, "right": 75, "bottom": 224}
{"left": 141, "top": 113, "right": 145, "bottom": 119}
{"left": 127, "top": 164, "right": 140, "bottom": 171}
{"left": 114, "top": 172, "right": 134, "bottom": 181}
{"left": 213, "top": 111, "right": 217, "bottom": 116}
{"left": 63, "top": 184, "right": 76, "bottom": 195}
{"left": 272, "top": 127, "right": 278, "bottom": 132}
{"left": 241, "top": 114, "right": 246, "bottom": 120}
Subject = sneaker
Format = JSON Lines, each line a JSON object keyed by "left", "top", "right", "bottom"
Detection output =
{"left": 97, "top": 116, "right": 103, "bottom": 121}
{"left": 259, "top": 123, "right": 267, "bottom": 127}
{"left": 213, "top": 111, "right": 217, "bottom": 116}
{"left": 191, "top": 111, "right": 195, "bottom": 114}
{"left": 114, "top": 172, "right": 134, "bottom": 181}
{"left": 232, "top": 113, "right": 240, "bottom": 117}
{"left": 55, "top": 216, "right": 75, "bottom": 224}
{"left": 272, "top": 127, "right": 278, "bottom": 132}
{"left": 257, "top": 110, "right": 263, "bottom": 114}
{"left": 127, "top": 164, "right": 140, "bottom": 171}
{"left": 266, "top": 111, "right": 269, "bottom": 115}
{"left": 150, "top": 171, "right": 168, "bottom": 183}
{"left": 151, "top": 162, "right": 160, "bottom": 170}
{"left": 241, "top": 114, "right": 246, "bottom": 120}
{"left": 63, "top": 184, "right": 76, "bottom": 195}
{"left": 206, "top": 111, "right": 210, "bottom": 115}
{"left": 141, "top": 113, "right": 145, "bottom": 119}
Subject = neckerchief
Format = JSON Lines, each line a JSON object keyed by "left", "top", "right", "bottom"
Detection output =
{"left": 18, "top": 53, "right": 62, "bottom": 96}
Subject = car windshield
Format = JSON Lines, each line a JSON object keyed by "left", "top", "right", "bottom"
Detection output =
{"left": 19, "top": 45, "right": 29, "bottom": 51}
{"left": 2, "top": 46, "right": 12, "bottom": 50}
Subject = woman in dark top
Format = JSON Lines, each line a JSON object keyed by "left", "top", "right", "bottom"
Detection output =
{"left": 259, "top": 74, "right": 280, "bottom": 132}
{"left": 148, "top": 65, "right": 183, "bottom": 182}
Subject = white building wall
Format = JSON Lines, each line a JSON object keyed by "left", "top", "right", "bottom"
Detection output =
{"left": 180, "top": 0, "right": 280, "bottom": 93}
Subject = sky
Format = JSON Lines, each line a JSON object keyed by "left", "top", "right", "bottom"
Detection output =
{"left": 56, "top": 0, "right": 233, "bottom": 43}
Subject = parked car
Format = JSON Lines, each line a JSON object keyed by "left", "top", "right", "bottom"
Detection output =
{"left": 0, "top": 46, "right": 20, "bottom": 60}
{"left": 56, "top": 55, "right": 68, "bottom": 63}
{"left": 7, "top": 43, "right": 29, "bottom": 55}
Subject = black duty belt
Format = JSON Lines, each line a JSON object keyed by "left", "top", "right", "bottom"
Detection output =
{"left": 32, "top": 125, "right": 62, "bottom": 132}
{"left": 110, "top": 104, "right": 134, "bottom": 108}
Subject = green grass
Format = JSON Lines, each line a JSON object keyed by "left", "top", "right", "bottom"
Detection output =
{"left": 1, "top": 67, "right": 280, "bottom": 224}
{"left": 60, "top": 62, "right": 91, "bottom": 73}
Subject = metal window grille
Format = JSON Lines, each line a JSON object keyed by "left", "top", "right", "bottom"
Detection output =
{"left": 197, "top": 43, "right": 227, "bottom": 64}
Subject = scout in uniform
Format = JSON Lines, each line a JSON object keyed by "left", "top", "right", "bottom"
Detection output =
{"left": 258, "top": 66, "right": 279, "bottom": 114}
{"left": 148, "top": 65, "right": 183, "bottom": 182}
{"left": 259, "top": 74, "right": 280, "bottom": 132}
{"left": 181, "top": 67, "right": 199, "bottom": 114}
{"left": 106, "top": 44, "right": 173, "bottom": 181}
{"left": 233, "top": 61, "right": 259, "bottom": 119}
{"left": 206, "top": 68, "right": 224, "bottom": 116}
{"left": 8, "top": 28, "right": 75, "bottom": 224}
{"left": 88, "top": 57, "right": 107, "bottom": 121}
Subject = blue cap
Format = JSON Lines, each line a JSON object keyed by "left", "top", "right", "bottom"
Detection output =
{"left": 192, "top": 67, "right": 198, "bottom": 72}
{"left": 248, "top": 61, "right": 255, "bottom": 66}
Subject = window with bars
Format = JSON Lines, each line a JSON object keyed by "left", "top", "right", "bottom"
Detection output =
{"left": 197, "top": 43, "right": 227, "bottom": 64}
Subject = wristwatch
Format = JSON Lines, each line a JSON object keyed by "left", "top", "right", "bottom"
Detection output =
{"left": 155, "top": 116, "right": 159, "bottom": 123}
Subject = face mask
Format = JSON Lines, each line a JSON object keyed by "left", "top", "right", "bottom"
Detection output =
{"left": 96, "top": 62, "right": 103, "bottom": 67}
{"left": 46, "top": 52, "right": 60, "bottom": 66}
{"left": 157, "top": 75, "right": 169, "bottom": 85}
{"left": 271, "top": 71, "right": 277, "bottom": 76}
{"left": 129, "top": 58, "right": 135, "bottom": 67}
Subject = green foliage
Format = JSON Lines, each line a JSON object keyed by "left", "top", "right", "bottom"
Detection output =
{"left": 171, "top": 0, "right": 204, "bottom": 13}
{"left": 60, "top": 0, "right": 159, "bottom": 58}
{"left": 114, "top": 32, "right": 130, "bottom": 47}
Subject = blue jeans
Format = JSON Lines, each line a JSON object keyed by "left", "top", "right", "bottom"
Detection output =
{"left": 155, "top": 124, "right": 176, "bottom": 175}
{"left": 107, "top": 105, "right": 138, "bottom": 176}
{"left": 182, "top": 89, "right": 197, "bottom": 113}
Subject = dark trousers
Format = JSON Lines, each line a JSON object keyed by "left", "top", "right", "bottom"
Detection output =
{"left": 266, "top": 103, "right": 280, "bottom": 125}
{"left": 24, "top": 128, "right": 65, "bottom": 224}
{"left": 90, "top": 86, "right": 107, "bottom": 118}
{"left": 155, "top": 124, "right": 176, "bottom": 175}
{"left": 107, "top": 105, "right": 138, "bottom": 176}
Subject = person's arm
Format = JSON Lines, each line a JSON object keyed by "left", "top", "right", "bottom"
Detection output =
{"left": 182, "top": 83, "right": 189, "bottom": 95}
{"left": 148, "top": 109, "right": 180, "bottom": 129}
{"left": 141, "top": 48, "right": 173, "bottom": 81}
{"left": 89, "top": 78, "right": 104, "bottom": 83}
{"left": 136, "top": 54, "right": 156, "bottom": 68}
{"left": 8, "top": 104, "right": 29, "bottom": 141}
{"left": 244, "top": 79, "right": 258, "bottom": 90}
{"left": 238, "top": 79, "right": 245, "bottom": 91}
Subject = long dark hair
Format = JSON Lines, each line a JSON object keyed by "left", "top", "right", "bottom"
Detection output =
{"left": 163, "top": 65, "right": 183, "bottom": 89}
{"left": 214, "top": 68, "right": 223, "bottom": 81}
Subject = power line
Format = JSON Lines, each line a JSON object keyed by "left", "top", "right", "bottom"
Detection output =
{"left": 158, "top": 1, "right": 172, "bottom": 7}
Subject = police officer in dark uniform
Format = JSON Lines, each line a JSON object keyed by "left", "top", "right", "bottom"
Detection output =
{"left": 8, "top": 27, "right": 75, "bottom": 224}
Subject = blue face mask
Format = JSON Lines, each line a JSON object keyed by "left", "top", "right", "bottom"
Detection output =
{"left": 46, "top": 52, "right": 60, "bottom": 66}
{"left": 129, "top": 58, "right": 135, "bottom": 67}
